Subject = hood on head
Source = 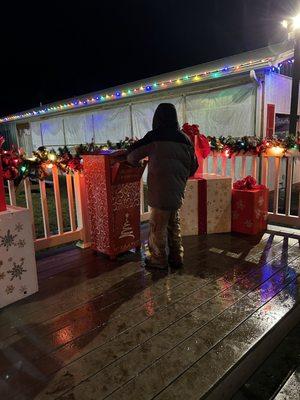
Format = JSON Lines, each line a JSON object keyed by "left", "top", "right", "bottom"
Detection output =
{"left": 152, "top": 103, "right": 179, "bottom": 130}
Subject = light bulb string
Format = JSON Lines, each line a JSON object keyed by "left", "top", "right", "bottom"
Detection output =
{"left": 0, "top": 56, "right": 279, "bottom": 123}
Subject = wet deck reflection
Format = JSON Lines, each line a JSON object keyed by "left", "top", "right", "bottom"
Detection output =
{"left": 0, "top": 227, "right": 299, "bottom": 400}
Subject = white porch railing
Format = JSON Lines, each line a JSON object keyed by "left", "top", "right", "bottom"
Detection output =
{"left": 5, "top": 153, "right": 300, "bottom": 252}
{"left": 202, "top": 153, "right": 300, "bottom": 228}
{"left": 7, "top": 167, "right": 91, "bottom": 251}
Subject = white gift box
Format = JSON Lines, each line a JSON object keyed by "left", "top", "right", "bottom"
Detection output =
{"left": 0, "top": 206, "right": 38, "bottom": 308}
{"left": 180, "top": 174, "right": 232, "bottom": 236}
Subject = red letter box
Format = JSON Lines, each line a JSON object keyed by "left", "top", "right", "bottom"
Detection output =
{"left": 83, "top": 150, "right": 146, "bottom": 259}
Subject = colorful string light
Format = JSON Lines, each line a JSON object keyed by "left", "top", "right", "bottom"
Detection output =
{"left": 0, "top": 55, "right": 290, "bottom": 124}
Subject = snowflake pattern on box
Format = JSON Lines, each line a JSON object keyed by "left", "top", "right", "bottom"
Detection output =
{"left": 0, "top": 207, "right": 38, "bottom": 308}
{"left": 206, "top": 177, "right": 231, "bottom": 234}
{"left": 180, "top": 176, "right": 231, "bottom": 236}
{"left": 180, "top": 180, "right": 199, "bottom": 236}
{"left": 17, "top": 239, "right": 26, "bottom": 248}
{"left": 0, "top": 229, "right": 17, "bottom": 251}
{"left": 232, "top": 188, "right": 269, "bottom": 235}
{"left": 5, "top": 284, "right": 14, "bottom": 295}
{"left": 7, "top": 258, "right": 27, "bottom": 281}
{"left": 15, "top": 223, "right": 23, "bottom": 232}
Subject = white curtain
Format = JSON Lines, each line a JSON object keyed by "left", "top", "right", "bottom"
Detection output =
{"left": 132, "top": 97, "right": 184, "bottom": 138}
{"left": 64, "top": 113, "right": 94, "bottom": 145}
{"left": 93, "top": 106, "right": 131, "bottom": 143}
{"left": 30, "top": 121, "right": 43, "bottom": 148}
{"left": 40, "top": 117, "right": 65, "bottom": 146}
{"left": 186, "top": 83, "right": 256, "bottom": 137}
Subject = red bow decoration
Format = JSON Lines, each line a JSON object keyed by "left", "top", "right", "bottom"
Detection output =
{"left": 182, "top": 123, "right": 211, "bottom": 159}
{"left": 182, "top": 123, "right": 200, "bottom": 139}
{"left": 233, "top": 175, "right": 266, "bottom": 190}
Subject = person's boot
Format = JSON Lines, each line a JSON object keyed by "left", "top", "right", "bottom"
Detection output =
{"left": 144, "top": 256, "right": 168, "bottom": 270}
{"left": 168, "top": 255, "right": 183, "bottom": 269}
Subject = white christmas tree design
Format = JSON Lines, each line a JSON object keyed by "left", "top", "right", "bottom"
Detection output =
{"left": 119, "top": 213, "right": 135, "bottom": 239}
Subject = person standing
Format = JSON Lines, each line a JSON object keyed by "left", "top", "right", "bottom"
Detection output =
{"left": 127, "top": 103, "right": 198, "bottom": 269}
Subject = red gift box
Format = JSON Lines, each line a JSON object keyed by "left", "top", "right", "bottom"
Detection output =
{"left": 83, "top": 152, "right": 145, "bottom": 259}
{"left": 232, "top": 186, "right": 269, "bottom": 235}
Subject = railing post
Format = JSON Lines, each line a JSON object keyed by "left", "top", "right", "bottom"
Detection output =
{"left": 52, "top": 165, "right": 64, "bottom": 234}
{"left": 39, "top": 180, "right": 50, "bottom": 238}
{"left": 273, "top": 157, "right": 281, "bottom": 215}
{"left": 251, "top": 155, "right": 258, "bottom": 181}
{"left": 230, "top": 156, "right": 236, "bottom": 183}
{"left": 24, "top": 177, "right": 36, "bottom": 239}
{"left": 221, "top": 155, "right": 227, "bottom": 177}
{"left": 8, "top": 180, "right": 17, "bottom": 205}
{"left": 241, "top": 156, "right": 246, "bottom": 178}
{"left": 284, "top": 156, "right": 293, "bottom": 217}
{"left": 73, "top": 172, "right": 91, "bottom": 249}
{"left": 213, "top": 153, "right": 218, "bottom": 174}
{"left": 261, "top": 156, "right": 269, "bottom": 187}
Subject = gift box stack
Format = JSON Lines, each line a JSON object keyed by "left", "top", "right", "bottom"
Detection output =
{"left": 0, "top": 206, "right": 38, "bottom": 308}
{"left": 231, "top": 176, "right": 269, "bottom": 235}
{"left": 180, "top": 174, "right": 232, "bottom": 235}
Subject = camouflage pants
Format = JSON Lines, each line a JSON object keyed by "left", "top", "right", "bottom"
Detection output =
{"left": 148, "top": 207, "right": 184, "bottom": 266}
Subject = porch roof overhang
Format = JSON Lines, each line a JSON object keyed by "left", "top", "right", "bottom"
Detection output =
{"left": 0, "top": 41, "right": 294, "bottom": 125}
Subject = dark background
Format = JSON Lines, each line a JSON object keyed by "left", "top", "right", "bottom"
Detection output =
{"left": 0, "top": 0, "right": 298, "bottom": 116}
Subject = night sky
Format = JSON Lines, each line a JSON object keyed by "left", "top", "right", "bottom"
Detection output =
{"left": 0, "top": 0, "right": 298, "bottom": 116}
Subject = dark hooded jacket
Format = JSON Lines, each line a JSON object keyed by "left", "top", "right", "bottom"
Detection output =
{"left": 127, "top": 103, "right": 198, "bottom": 211}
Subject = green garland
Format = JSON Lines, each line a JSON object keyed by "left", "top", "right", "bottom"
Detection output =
{"left": 1, "top": 137, "right": 135, "bottom": 185}
{"left": 0, "top": 134, "right": 299, "bottom": 185}
{"left": 207, "top": 135, "right": 300, "bottom": 157}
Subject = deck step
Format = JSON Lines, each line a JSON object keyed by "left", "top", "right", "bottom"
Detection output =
{"left": 274, "top": 367, "right": 300, "bottom": 399}
{"left": 205, "top": 298, "right": 300, "bottom": 400}
{"left": 232, "top": 320, "right": 300, "bottom": 400}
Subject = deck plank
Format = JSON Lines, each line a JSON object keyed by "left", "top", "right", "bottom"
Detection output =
{"left": 155, "top": 275, "right": 300, "bottom": 400}
{"left": 54, "top": 257, "right": 300, "bottom": 400}
{"left": 0, "top": 231, "right": 299, "bottom": 400}
{"left": 5, "top": 239, "right": 295, "bottom": 398}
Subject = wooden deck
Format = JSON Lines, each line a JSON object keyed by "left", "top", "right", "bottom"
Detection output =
{"left": 0, "top": 226, "right": 300, "bottom": 400}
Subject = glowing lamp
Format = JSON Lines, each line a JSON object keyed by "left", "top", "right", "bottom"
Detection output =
{"left": 292, "top": 14, "right": 300, "bottom": 30}
{"left": 224, "top": 149, "right": 230, "bottom": 158}
{"left": 48, "top": 153, "right": 57, "bottom": 162}
{"left": 266, "top": 146, "right": 285, "bottom": 157}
